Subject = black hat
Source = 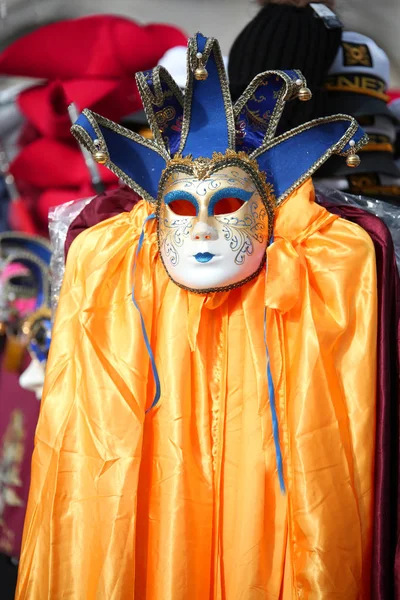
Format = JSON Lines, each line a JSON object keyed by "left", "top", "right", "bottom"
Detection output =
{"left": 228, "top": 2, "right": 342, "bottom": 130}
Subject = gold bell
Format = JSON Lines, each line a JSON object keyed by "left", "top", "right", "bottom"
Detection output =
{"left": 94, "top": 150, "right": 108, "bottom": 165}
{"left": 298, "top": 86, "right": 312, "bottom": 101}
{"left": 346, "top": 140, "right": 361, "bottom": 168}
{"left": 195, "top": 66, "right": 208, "bottom": 81}
{"left": 346, "top": 153, "right": 361, "bottom": 168}
{"left": 194, "top": 52, "right": 208, "bottom": 81}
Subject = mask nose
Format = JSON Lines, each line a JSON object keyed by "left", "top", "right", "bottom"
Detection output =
{"left": 191, "top": 220, "right": 218, "bottom": 241}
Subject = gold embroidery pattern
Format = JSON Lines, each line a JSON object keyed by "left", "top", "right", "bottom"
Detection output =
{"left": 325, "top": 74, "right": 389, "bottom": 103}
{"left": 71, "top": 38, "right": 369, "bottom": 214}
{"left": 359, "top": 133, "right": 394, "bottom": 154}
{"left": 135, "top": 66, "right": 184, "bottom": 153}
{"left": 348, "top": 174, "right": 400, "bottom": 197}
{"left": 155, "top": 107, "right": 177, "bottom": 132}
{"left": 342, "top": 42, "right": 373, "bottom": 67}
{"left": 233, "top": 69, "right": 305, "bottom": 143}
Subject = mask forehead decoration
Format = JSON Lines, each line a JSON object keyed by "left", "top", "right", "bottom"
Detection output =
{"left": 71, "top": 32, "right": 368, "bottom": 293}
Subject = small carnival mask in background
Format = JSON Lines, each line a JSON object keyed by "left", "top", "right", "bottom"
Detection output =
{"left": 19, "top": 309, "right": 51, "bottom": 400}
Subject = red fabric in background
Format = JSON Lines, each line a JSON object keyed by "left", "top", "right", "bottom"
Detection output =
{"left": 0, "top": 16, "right": 187, "bottom": 79}
{"left": 18, "top": 79, "right": 142, "bottom": 140}
{"left": 388, "top": 90, "right": 400, "bottom": 102}
{"left": 10, "top": 138, "right": 117, "bottom": 188}
{"left": 0, "top": 15, "right": 187, "bottom": 232}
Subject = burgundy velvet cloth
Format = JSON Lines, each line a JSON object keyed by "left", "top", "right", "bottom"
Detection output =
{"left": 320, "top": 199, "right": 400, "bottom": 600}
{"left": 64, "top": 187, "right": 140, "bottom": 259}
{"left": 65, "top": 189, "right": 400, "bottom": 599}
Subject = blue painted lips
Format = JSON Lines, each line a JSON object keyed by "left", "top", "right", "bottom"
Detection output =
{"left": 194, "top": 252, "right": 215, "bottom": 263}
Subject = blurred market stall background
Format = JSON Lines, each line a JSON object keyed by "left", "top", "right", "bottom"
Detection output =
{"left": 0, "top": 0, "right": 399, "bottom": 85}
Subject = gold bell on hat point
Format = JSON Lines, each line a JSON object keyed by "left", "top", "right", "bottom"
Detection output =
{"left": 195, "top": 66, "right": 208, "bottom": 81}
{"left": 346, "top": 153, "right": 361, "bottom": 168}
{"left": 298, "top": 86, "right": 312, "bottom": 101}
{"left": 295, "top": 78, "right": 312, "bottom": 101}
{"left": 93, "top": 138, "right": 107, "bottom": 164}
{"left": 94, "top": 150, "right": 108, "bottom": 165}
{"left": 346, "top": 139, "right": 361, "bottom": 168}
{"left": 194, "top": 52, "right": 208, "bottom": 81}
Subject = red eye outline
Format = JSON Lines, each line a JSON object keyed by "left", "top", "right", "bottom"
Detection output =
{"left": 167, "top": 199, "right": 197, "bottom": 216}
{"left": 212, "top": 197, "right": 246, "bottom": 215}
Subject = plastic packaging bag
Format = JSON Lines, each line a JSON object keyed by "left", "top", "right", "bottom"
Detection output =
{"left": 316, "top": 184, "right": 400, "bottom": 270}
{"left": 48, "top": 197, "right": 93, "bottom": 315}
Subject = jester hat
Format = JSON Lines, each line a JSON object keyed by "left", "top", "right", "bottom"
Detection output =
{"left": 71, "top": 32, "right": 367, "bottom": 210}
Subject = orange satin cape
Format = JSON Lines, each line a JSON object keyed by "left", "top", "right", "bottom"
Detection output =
{"left": 16, "top": 179, "right": 377, "bottom": 599}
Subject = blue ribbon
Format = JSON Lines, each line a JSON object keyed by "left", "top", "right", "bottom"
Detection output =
{"left": 132, "top": 217, "right": 285, "bottom": 483}
{"left": 264, "top": 308, "right": 285, "bottom": 493}
{"left": 264, "top": 236, "right": 285, "bottom": 493}
{"left": 131, "top": 214, "right": 161, "bottom": 413}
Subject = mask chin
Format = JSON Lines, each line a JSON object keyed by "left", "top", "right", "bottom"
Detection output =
{"left": 19, "top": 359, "right": 46, "bottom": 400}
{"left": 157, "top": 162, "right": 273, "bottom": 293}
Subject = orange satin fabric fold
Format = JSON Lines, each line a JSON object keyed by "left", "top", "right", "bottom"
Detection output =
{"left": 16, "top": 179, "right": 377, "bottom": 599}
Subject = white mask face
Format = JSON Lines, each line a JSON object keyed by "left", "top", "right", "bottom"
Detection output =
{"left": 158, "top": 164, "right": 272, "bottom": 291}
{"left": 19, "top": 359, "right": 45, "bottom": 400}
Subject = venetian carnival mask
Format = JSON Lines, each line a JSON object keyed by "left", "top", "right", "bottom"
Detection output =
{"left": 158, "top": 158, "right": 274, "bottom": 291}
{"left": 72, "top": 33, "right": 367, "bottom": 294}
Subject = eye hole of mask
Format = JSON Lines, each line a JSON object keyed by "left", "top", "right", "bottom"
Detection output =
{"left": 167, "top": 200, "right": 197, "bottom": 216}
{"left": 34, "top": 327, "right": 48, "bottom": 347}
{"left": 212, "top": 197, "right": 246, "bottom": 215}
